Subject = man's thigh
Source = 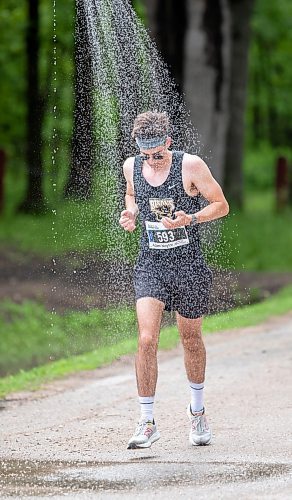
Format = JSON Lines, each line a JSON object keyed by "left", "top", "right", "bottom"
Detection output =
{"left": 136, "top": 297, "right": 165, "bottom": 337}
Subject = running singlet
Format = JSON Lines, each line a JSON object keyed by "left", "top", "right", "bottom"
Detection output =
{"left": 133, "top": 151, "right": 204, "bottom": 267}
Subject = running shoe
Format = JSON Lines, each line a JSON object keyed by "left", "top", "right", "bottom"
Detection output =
{"left": 127, "top": 418, "right": 160, "bottom": 449}
{"left": 187, "top": 404, "right": 212, "bottom": 446}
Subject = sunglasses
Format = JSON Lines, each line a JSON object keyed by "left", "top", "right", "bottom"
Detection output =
{"left": 140, "top": 149, "right": 165, "bottom": 161}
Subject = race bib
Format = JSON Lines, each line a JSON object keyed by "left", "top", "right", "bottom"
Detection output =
{"left": 145, "top": 221, "right": 189, "bottom": 250}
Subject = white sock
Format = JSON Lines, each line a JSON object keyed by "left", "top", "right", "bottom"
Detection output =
{"left": 189, "top": 381, "right": 204, "bottom": 413}
{"left": 139, "top": 396, "right": 154, "bottom": 422}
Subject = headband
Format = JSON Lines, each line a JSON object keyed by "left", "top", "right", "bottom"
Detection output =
{"left": 135, "top": 135, "right": 167, "bottom": 150}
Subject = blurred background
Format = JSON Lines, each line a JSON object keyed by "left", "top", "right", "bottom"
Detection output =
{"left": 0, "top": 0, "right": 291, "bottom": 385}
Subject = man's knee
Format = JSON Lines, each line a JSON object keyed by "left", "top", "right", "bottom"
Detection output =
{"left": 138, "top": 331, "right": 158, "bottom": 352}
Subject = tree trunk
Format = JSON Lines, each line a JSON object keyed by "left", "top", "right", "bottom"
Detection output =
{"left": 184, "top": 0, "right": 230, "bottom": 183}
{"left": 223, "top": 0, "right": 255, "bottom": 209}
{"left": 64, "top": 0, "right": 95, "bottom": 200}
{"left": 250, "top": 45, "right": 262, "bottom": 145}
{"left": 158, "top": 1, "right": 186, "bottom": 91}
{"left": 19, "top": 0, "right": 45, "bottom": 214}
{"left": 144, "top": 0, "right": 187, "bottom": 92}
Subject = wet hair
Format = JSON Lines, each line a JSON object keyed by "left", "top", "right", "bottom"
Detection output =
{"left": 131, "top": 111, "right": 170, "bottom": 140}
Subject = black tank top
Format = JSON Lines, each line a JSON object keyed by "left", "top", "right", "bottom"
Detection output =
{"left": 133, "top": 151, "right": 205, "bottom": 269}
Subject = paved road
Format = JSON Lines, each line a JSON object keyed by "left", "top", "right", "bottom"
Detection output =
{"left": 1, "top": 313, "right": 292, "bottom": 499}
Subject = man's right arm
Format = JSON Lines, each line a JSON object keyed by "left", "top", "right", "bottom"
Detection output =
{"left": 124, "top": 157, "right": 138, "bottom": 216}
{"left": 119, "top": 158, "right": 138, "bottom": 232}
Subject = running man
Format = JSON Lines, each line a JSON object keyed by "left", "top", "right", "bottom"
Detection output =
{"left": 119, "top": 111, "right": 229, "bottom": 449}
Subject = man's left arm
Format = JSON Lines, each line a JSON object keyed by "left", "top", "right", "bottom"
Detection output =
{"left": 187, "top": 157, "right": 229, "bottom": 224}
{"left": 161, "top": 157, "right": 229, "bottom": 228}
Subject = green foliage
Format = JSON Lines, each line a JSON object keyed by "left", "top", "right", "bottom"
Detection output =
{"left": 1, "top": 0, "right": 291, "bottom": 213}
{"left": 0, "top": 2, "right": 26, "bottom": 157}
{"left": 220, "top": 207, "right": 292, "bottom": 271}
{"left": 41, "top": 0, "right": 75, "bottom": 201}
{"left": 246, "top": 0, "right": 292, "bottom": 148}
{"left": 132, "top": 0, "right": 146, "bottom": 22}
{"left": 0, "top": 0, "right": 291, "bottom": 275}
{"left": 0, "top": 284, "right": 291, "bottom": 398}
{"left": 244, "top": 143, "right": 277, "bottom": 191}
{"left": 0, "top": 0, "right": 74, "bottom": 205}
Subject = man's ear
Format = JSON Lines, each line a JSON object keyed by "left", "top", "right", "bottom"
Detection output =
{"left": 166, "top": 137, "right": 172, "bottom": 148}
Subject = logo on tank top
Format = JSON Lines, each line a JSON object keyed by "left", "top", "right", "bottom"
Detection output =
{"left": 149, "top": 198, "right": 175, "bottom": 221}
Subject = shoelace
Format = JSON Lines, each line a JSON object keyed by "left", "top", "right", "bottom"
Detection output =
{"left": 135, "top": 420, "right": 152, "bottom": 436}
{"left": 192, "top": 415, "right": 206, "bottom": 433}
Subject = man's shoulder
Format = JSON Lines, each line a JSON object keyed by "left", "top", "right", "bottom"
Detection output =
{"left": 182, "top": 153, "right": 206, "bottom": 171}
{"left": 182, "top": 152, "right": 202, "bottom": 163}
{"left": 123, "top": 156, "right": 136, "bottom": 181}
{"left": 123, "top": 156, "right": 135, "bottom": 170}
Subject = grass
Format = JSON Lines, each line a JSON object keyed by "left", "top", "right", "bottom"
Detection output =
{"left": 0, "top": 300, "right": 137, "bottom": 376}
{"left": 0, "top": 284, "right": 291, "bottom": 398}
{"left": 0, "top": 200, "right": 133, "bottom": 262}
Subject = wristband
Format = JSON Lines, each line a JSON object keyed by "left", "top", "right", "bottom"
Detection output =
{"left": 190, "top": 213, "right": 198, "bottom": 226}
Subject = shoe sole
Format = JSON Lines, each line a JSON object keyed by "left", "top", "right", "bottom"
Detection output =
{"left": 127, "top": 431, "right": 160, "bottom": 449}
{"left": 189, "top": 432, "right": 212, "bottom": 446}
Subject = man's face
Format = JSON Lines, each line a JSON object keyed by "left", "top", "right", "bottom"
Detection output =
{"left": 140, "top": 138, "right": 171, "bottom": 168}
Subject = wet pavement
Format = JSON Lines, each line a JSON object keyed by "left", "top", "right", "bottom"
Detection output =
{"left": 0, "top": 458, "right": 291, "bottom": 498}
{"left": 1, "top": 313, "right": 292, "bottom": 498}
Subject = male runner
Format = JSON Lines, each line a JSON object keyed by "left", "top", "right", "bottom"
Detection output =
{"left": 119, "top": 111, "right": 229, "bottom": 449}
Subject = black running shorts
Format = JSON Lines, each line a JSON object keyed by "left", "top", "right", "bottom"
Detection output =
{"left": 133, "top": 260, "right": 212, "bottom": 319}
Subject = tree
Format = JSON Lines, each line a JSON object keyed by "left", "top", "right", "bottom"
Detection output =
{"left": 143, "top": 0, "right": 187, "bottom": 92}
{"left": 176, "top": 0, "right": 254, "bottom": 206}
{"left": 142, "top": 0, "right": 231, "bottom": 184}
{"left": 223, "top": 0, "right": 255, "bottom": 209}
{"left": 247, "top": 0, "right": 292, "bottom": 149}
{"left": 0, "top": 1, "right": 75, "bottom": 213}
{"left": 183, "top": 0, "right": 230, "bottom": 184}
{"left": 19, "top": 0, "right": 45, "bottom": 214}
{"left": 64, "top": 0, "right": 95, "bottom": 200}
